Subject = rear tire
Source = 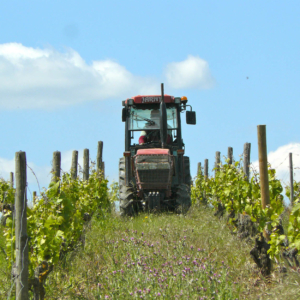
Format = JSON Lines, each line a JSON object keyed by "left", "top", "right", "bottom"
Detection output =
{"left": 119, "top": 157, "right": 137, "bottom": 216}
{"left": 175, "top": 183, "right": 191, "bottom": 214}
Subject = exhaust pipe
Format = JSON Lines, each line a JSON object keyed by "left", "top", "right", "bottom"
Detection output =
{"left": 160, "top": 83, "right": 168, "bottom": 149}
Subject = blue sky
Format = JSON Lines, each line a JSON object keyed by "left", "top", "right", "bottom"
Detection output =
{"left": 0, "top": 0, "right": 300, "bottom": 200}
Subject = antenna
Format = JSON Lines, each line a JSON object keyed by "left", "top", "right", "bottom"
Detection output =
{"left": 160, "top": 83, "right": 167, "bottom": 148}
{"left": 161, "top": 83, "right": 164, "bottom": 103}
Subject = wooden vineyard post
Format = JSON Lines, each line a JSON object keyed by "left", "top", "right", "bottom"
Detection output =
{"left": 289, "top": 153, "right": 294, "bottom": 203}
{"left": 197, "top": 162, "right": 202, "bottom": 176}
{"left": 10, "top": 172, "right": 14, "bottom": 188}
{"left": 102, "top": 162, "right": 105, "bottom": 178}
{"left": 243, "top": 143, "right": 251, "bottom": 181}
{"left": 97, "top": 141, "right": 103, "bottom": 174}
{"left": 257, "top": 125, "right": 270, "bottom": 239}
{"left": 51, "top": 151, "right": 61, "bottom": 182}
{"left": 71, "top": 150, "right": 78, "bottom": 180}
{"left": 15, "top": 151, "right": 29, "bottom": 300}
{"left": 227, "top": 147, "right": 233, "bottom": 165}
{"left": 204, "top": 159, "right": 208, "bottom": 179}
{"left": 203, "top": 159, "right": 208, "bottom": 203}
{"left": 215, "top": 151, "right": 220, "bottom": 177}
{"left": 83, "top": 148, "right": 89, "bottom": 181}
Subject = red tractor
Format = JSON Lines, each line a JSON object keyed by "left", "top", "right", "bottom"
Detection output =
{"left": 119, "top": 84, "right": 196, "bottom": 215}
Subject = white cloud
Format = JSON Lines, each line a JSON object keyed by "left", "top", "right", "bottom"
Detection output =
{"left": 0, "top": 43, "right": 158, "bottom": 109}
{"left": 252, "top": 143, "right": 300, "bottom": 188}
{"left": 0, "top": 156, "right": 51, "bottom": 190}
{"left": 0, "top": 157, "right": 14, "bottom": 179}
{"left": 165, "top": 55, "right": 214, "bottom": 89}
{"left": 0, "top": 44, "right": 215, "bottom": 109}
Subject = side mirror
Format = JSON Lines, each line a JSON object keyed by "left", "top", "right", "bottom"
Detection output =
{"left": 186, "top": 111, "right": 196, "bottom": 125}
{"left": 122, "top": 107, "right": 127, "bottom": 122}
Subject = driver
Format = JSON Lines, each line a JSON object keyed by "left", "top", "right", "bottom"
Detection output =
{"left": 138, "top": 109, "right": 172, "bottom": 144}
{"left": 139, "top": 109, "right": 160, "bottom": 144}
{"left": 139, "top": 131, "right": 147, "bottom": 145}
{"left": 138, "top": 130, "right": 160, "bottom": 144}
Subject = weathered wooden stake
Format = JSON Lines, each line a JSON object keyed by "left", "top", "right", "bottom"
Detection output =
{"left": 10, "top": 172, "right": 14, "bottom": 188}
{"left": 197, "top": 162, "right": 202, "bottom": 176}
{"left": 289, "top": 153, "right": 294, "bottom": 203}
{"left": 97, "top": 141, "right": 103, "bottom": 173}
{"left": 257, "top": 125, "right": 270, "bottom": 208}
{"left": 257, "top": 125, "right": 270, "bottom": 240}
{"left": 227, "top": 147, "right": 233, "bottom": 165}
{"left": 83, "top": 149, "right": 89, "bottom": 181}
{"left": 15, "top": 151, "right": 29, "bottom": 300}
{"left": 51, "top": 151, "right": 61, "bottom": 182}
{"left": 243, "top": 143, "right": 251, "bottom": 181}
{"left": 71, "top": 150, "right": 78, "bottom": 180}
{"left": 204, "top": 159, "right": 208, "bottom": 179}
{"left": 33, "top": 191, "right": 37, "bottom": 206}
{"left": 215, "top": 151, "right": 221, "bottom": 177}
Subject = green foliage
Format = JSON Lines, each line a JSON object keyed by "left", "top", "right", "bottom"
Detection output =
{"left": 192, "top": 161, "right": 284, "bottom": 231}
{"left": 191, "top": 160, "right": 298, "bottom": 261}
{"left": 3, "top": 171, "right": 110, "bottom": 279}
{"left": 192, "top": 159, "right": 300, "bottom": 264}
{"left": 288, "top": 200, "right": 300, "bottom": 250}
{"left": 109, "top": 181, "right": 119, "bottom": 203}
{"left": 285, "top": 180, "right": 300, "bottom": 201}
{"left": 191, "top": 170, "right": 205, "bottom": 205}
{"left": 0, "top": 178, "right": 15, "bottom": 208}
{"left": 0, "top": 179, "right": 15, "bottom": 235}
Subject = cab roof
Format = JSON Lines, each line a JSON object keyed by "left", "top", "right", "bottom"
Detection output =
{"left": 126, "top": 95, "right": 175, "bottom": 105}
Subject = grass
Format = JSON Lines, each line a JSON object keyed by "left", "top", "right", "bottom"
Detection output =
{"left": 0, "top": 205, "right": 299, "bottom": 299}
{"left": 44, "top": 205, "right": 299, "bottom": 299}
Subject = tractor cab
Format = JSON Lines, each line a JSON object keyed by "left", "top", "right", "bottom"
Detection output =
{"left": 119, "top": 84, "right": 196, "bottom": 215}
{"left": 126, "top": 101, "right": 177, "bottom": 149}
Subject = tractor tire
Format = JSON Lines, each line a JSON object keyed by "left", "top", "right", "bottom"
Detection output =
{"left": 119, "top": 185, "right": 135, "bottom": 216}
{"left": 175, "top": 183, "right": 191, "bottom": 214}
{"left": 119, "top": 157, "right": 125, "bottom": 187}
{"left": 119, "top": 157, "right": 139, "bottom": 216}
{"left": 183, "top": 156, "right": 191, "bottom": 187}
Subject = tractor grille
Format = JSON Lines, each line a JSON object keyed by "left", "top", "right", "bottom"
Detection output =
{"left": 138, "top": 169, "right": 170, "bottom": 185}
{"left": 134, "top": 153, "right": 173, "bottom": 191}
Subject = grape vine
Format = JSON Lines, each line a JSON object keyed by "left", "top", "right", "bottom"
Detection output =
{"left": 1, "top": 170, "right": 110, "bottom": 297}
{"left": 191, "top": 159, "right": 299, "bottom": 265}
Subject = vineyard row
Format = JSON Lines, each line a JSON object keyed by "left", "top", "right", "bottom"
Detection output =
{"left": 192, "top": 125, "right": 300, "bottom": 275}
{"left": 0, "top": 141, "right": 111, "bottom": 300}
